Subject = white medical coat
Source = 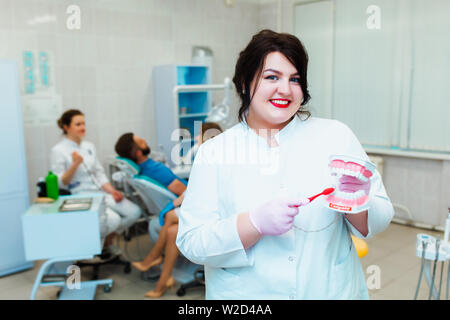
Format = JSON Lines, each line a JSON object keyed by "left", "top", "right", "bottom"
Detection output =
{"left": 50, "top": 138, "right": 142, "bottom": 237}
{"left": 176, "top": 116, "right": 394, "bottom": 299}
{"left": 50, "top": 137, "right": 109, "bottom": 193}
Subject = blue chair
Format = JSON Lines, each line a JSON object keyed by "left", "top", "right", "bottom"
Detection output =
{"left": 109, "top": 157, "right": 204, "bottom": 296}
{"left": 111, "top": 157, "right": 177, "bottom": 218}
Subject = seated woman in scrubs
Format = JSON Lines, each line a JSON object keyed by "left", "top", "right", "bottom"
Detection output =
{"left": 176, "top": 30, "right": 395, "bottom": 300}
{"left": 114, "top": 124, "right": 222, "bottom": 298}
{"left": 51, "top": 109, "right": 142, "bottom": 254}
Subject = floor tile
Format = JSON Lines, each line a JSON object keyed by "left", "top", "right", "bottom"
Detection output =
{"left": 0, "top": 222, "right": 447, "bottom": 300}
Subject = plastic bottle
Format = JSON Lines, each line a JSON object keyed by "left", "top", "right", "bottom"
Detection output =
{"left": 45, "top": 171, "right": 59, "bottom": 200}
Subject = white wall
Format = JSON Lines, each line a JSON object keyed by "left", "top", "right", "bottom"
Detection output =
{"left": 5, "top": 0, "right": 447, "bottom": 228}
{"left": 0, "top": 0, "right": 274, "bottom": 200}
{"left": 289, "top": 0, "right": 450, "bottom": 228}
{"left": 256, "top": 0, "right": 450, "bottom": 228}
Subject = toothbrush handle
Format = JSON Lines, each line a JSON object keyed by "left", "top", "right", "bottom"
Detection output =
{"left": 308, "top": 193, "right": 321, "bottom": 202}
{"left": 293, "top": 193, "right": 321, "bottom": 207}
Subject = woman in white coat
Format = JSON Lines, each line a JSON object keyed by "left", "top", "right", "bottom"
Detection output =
{"left": 176, "top": 30, "right": 394, "bottom": 299}
{"left": 51, "top": 109, "right": 141, "bottom": 252}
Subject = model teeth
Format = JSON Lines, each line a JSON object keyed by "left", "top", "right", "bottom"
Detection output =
{"left": 329, "top": 190, "right": 368, "bottom": 207}
{"left": 329, "top": 161, "right": 372, "bottom": 184}
{"left": 354, "top": 190, "right": 365, "bottom": 198}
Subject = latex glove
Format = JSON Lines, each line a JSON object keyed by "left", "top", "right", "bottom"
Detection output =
{"left": 338, "top": 175, "right": 370, "bottom": 195}
{"left": 249, "top": 197, "right": 310, "bottom": 236}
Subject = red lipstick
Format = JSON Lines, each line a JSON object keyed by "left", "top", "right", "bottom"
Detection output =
{"left": 269, "top": 99, "right": 291, "bottom": 108}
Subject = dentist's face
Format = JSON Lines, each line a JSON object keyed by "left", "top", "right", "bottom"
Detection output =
{"left": 65, "top": 115, "right": 86, "bottom": 139}
{"left": 248, "top": 51, "right": 304, "bottom": 130}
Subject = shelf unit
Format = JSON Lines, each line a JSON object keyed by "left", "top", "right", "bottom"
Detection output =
{"left": 153, "top": 65, "right": 211, "bottom": 166}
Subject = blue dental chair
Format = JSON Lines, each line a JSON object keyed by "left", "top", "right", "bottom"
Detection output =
{"left": 109, "top": 157, "right": 204, "bottom": 296}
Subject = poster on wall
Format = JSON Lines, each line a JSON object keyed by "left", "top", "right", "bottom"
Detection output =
{"left": 22, "top": 50, "right": 62, "bottom": 125}
{"left": 22, "top": 95, "right": 62, "bottom": 126}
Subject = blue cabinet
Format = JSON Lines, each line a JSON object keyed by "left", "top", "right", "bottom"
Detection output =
{"left": 153, "top": 65, "right": 211, "bottom": 166}
{"left": 0, "top": 61, "right": 33, "bottom": 276}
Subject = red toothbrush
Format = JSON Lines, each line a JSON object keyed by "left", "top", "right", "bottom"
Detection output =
{"left": 308, "top": 187, "right": 335, "bottom": 202}
{"left": 293, "top": 187, "right": 335, "bottom": 207}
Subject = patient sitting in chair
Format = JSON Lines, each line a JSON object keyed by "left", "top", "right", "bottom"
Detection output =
{"left": 114, "top": 124, "right": 222, "bottom": 298}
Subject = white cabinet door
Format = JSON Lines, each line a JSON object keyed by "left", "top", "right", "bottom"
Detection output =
{"left": 0, "top": 61, "right": 33, "bottom": 276}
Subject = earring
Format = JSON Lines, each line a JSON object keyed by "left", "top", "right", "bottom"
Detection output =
{"left": 242, "top": 89, "right": 246, "bottom": 94}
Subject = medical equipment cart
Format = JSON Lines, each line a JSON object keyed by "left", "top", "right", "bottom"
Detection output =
{"left": 414, "top": 208, "right": 450, "bottom": 300}
{"left": 22, "top": 194, "right": 113, "bottom": 300}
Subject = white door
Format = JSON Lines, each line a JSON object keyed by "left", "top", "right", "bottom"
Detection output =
{"left": 0, "top": 61, "right": 33, "bottom": 276}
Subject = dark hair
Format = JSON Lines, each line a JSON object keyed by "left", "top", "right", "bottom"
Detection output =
{"left": 200, "top": 122, "right": 223, "bottom": 144}
{"left": 57, "top": 109, "right": 84, "bottom": 134}
{"left": 232, "top": 29, "right": 311, "bottom": 123}
{"left": 115, "top": 132, "right": 137, "bottom": 161}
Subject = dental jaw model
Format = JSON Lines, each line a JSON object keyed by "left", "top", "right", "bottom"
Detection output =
{"left": 325, "top": 155, "right": 376, "bottom": 213}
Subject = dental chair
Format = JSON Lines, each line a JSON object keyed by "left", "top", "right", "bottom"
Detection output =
{"left": 109, "top": 157, "right": 205, "bottom": 296}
